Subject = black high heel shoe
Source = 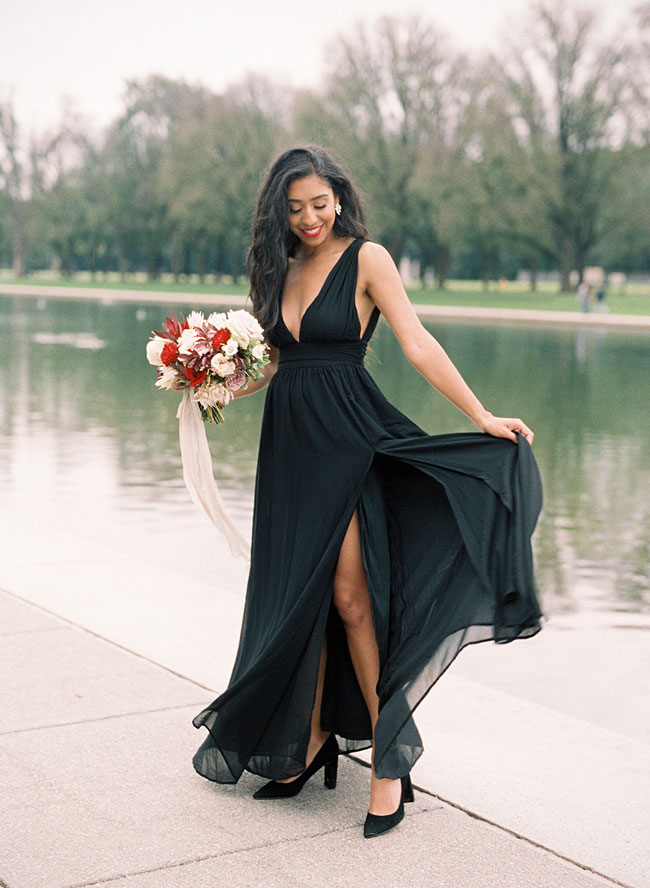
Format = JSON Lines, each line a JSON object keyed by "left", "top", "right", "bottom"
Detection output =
{"left": 252, "top": 734, "right": 339, "bottom": 799}
{"left": 363, "top": 774, "right": 414, "bottom": 839}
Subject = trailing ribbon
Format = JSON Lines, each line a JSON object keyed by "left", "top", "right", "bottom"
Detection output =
{"left": 176, "top": 390, "right": 251, "bottom": 559}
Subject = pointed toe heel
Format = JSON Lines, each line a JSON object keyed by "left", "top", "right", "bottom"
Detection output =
{"left": 252, "top": 734, "right": 339, "bottom": 800}
{"left": 363, "top": 774, "right": 412, "bottom": 839}
{"left": 363, "top": 803, "right": 405, "bottom": 839}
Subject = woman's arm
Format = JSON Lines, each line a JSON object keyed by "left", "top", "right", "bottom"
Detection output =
{"left": 360, "top": 243, "right": 534, "bottom": 444}
{"left": 232, "top": 344, "right": 279, "bottom": 398}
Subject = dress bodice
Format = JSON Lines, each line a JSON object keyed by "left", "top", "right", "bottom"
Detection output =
{"left": 268, "top": 238, "right": 380, "bottom": 350}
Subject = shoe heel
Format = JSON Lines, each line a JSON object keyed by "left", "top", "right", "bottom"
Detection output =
{"left": 402, "top": 774, "right": 414, "bottom": 804}
{"left": 323, "top": 756, "right": 338, "bottom": 789}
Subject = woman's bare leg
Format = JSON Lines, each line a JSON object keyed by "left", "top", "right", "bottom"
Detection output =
{"left": 333, "top": 510, "right": 402, "bottom": 815}
{"left": 277, "top": 637, "right": 329, "bottom": 783}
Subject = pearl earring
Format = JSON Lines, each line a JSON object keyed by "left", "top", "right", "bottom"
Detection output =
{"left": 335, "top": 202, "right": 342, "bottom": 216}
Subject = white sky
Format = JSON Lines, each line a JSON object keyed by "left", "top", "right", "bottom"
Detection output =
{"left": 1, "top": 0, "right": 641, "bottom": 136}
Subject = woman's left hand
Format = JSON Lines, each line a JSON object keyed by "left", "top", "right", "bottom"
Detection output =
{"left": 477, "top": 413, "right": 535, "bottom": 445}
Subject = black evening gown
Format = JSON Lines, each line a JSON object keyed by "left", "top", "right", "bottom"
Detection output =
{"left": 192, "top": 238, "right": 543, "bottom": 783}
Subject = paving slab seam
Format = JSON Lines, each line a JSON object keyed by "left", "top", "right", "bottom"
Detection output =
{"left": 0, "top": 586, "right": 219, "bottom": 694}
{"left": 0, "top": 702, "right": 208, "bottom": 737}
{"left": 349, "top": 757, "right": 634, "bottom": 888}
{"left": 54, "top": 815, "right": 439, "bottom": 888}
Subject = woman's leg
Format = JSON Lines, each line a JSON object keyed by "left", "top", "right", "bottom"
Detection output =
{"left": 276, "top": 636, "right": 330, "bottom": 783}
{"left": 333, "top": 510, "right": 402, "bottom": 815}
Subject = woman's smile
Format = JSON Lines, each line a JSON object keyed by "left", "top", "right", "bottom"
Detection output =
{"left": 301, "top": 224, "right": 324, "bottom": 238}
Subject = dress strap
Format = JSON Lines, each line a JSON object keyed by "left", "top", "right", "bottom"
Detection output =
{"left": 351, "top": 239, "right": 381, "bottom": 342}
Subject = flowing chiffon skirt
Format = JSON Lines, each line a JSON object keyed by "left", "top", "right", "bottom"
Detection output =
{"left": 193, "top": 238, "right": 543, "bottom": 783}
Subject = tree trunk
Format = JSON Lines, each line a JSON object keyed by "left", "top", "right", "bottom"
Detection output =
{"left": 147, "top": 248, "right": 161, "bottom": 281}
{"left": 385, "top": 233, "right": 404, "bottom": 268}
{"left": 12, "top": 236, "right": 26, "bottom": 277}
{"left": 575, "top": 245, "right": 588, "bottom": 287}
{"left": 11, "top": 204, "right": 26, "bottom": 277}
{"left": 183, "top": 243, "right": 192, "bottom": 278}
{"left": 558, "top": 236, "right": 573, "bottom": 292}
{"left": 529, "top": 256, "right": 538, "bottom": 293}
{"left": 170, "top": 242, "right": 183, "bottom": 282}
{"left": 434, "top": 245, "right": 450, "bottom": 289}
{"left": 118, "top": 242, "right": 128, "bottom": 281}
{"left": 481, "top": 255, "right": 490, "bottom": 291}
{"left": 197, "top": 246, "right": 207, "bottom": 284}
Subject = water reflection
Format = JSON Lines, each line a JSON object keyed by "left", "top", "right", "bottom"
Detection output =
{"left": 1, "top": 296, "right": 648, "bottom": 621}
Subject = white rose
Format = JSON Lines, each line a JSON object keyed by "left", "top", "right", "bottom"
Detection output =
{"left": 177, "top": 328, "right": 201, "bottom": 355}
{"left": 251, "top": 343, "right": 266, "bottom": 360}
{"left": 146, "top": 337, "right": 167, "bottom": 366}
{"left": 211, "top": 354, "right": 236, "bottom": 376}
{"left": 194, "top": 380, "right": 232, "bottom": 408}
{"left": 207, "top": 311, "right": 228, "bottom": 328}
{"left": 217, "top": 384, "right": 233, "bottom": 406}
{"left": 222, "top": 338, "right": 239, "bottom": 356}
{"left": 186, "top": 310, "right": 205, "bottom": 328}
{"left": 225, "top": 310, "right": 264, "bottom": 347}
{"left": 154, "top": 365, "right": 179, "bottom": 390}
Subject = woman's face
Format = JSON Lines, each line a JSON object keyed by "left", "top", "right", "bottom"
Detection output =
{"left": 287, "top": 174, "right": 338, "bottom": 248}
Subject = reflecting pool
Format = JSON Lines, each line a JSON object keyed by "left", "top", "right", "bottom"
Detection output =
{"left": 1, "top": 296, "right": 648, "bottom": 624}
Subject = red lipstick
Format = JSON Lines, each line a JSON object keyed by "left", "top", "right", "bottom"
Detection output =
{"left": 301, "top": 225, "right": 323, "bottom": 239}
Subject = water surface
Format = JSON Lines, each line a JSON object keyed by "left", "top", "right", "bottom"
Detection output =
{"left": 1, "top": 296, "right": 648, "bottom": 624}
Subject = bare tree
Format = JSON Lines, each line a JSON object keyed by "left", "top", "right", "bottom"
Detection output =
{"left": 493, "top": 1, "right": 631, "bottom": 289}
{"left": 296, "top": 15, "right": 466, "bottom": 267}
{"left": 0, "top": 97, "right": 27, "bottom": 275}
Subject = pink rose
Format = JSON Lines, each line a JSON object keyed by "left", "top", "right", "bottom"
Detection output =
{"left": 227, "top": 368, "right": 247, "bottom": 391}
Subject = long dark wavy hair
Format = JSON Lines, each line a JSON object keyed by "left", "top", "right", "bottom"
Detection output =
{"left": 247, "top": 145, "right": 369, "bottom": 334}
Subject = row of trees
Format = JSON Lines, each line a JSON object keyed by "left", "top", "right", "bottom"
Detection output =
{"left": 1, "top": 1, "right": 649, "bottom": 289}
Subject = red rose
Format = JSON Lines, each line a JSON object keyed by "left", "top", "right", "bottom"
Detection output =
{"left": 185, "top": 366, "right": 208, "bottom": 387}
{"left": 160, "top": 341, "right": 179, "bottom": 365}
{"left": 212, "top": 328, "right": 230, "bottom": 349}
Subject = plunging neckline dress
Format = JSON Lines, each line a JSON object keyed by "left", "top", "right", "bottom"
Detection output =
{"left": 192, "top": 238, "right": 543, "bottom": 783}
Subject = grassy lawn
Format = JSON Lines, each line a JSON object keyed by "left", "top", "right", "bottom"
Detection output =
{"left": 0, "top": 271, "right": 249, "bottom": 297}
{"left": 2, "top": 271, "right": 649, "bottom": 315}
{"left": 406, "top": 281, "right": 650, "bottom": 315}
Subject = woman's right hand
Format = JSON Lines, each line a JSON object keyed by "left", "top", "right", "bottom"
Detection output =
{"left": 476, "top": 412, "right": 534, "bottom": 445}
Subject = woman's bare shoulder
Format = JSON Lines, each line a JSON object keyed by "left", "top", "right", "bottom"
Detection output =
{"left": 359, "top": 239, "right": 391, "bottom": 260}
{"left": 358, "top": 240, "right": 400, "bottom": 287}
{"left": 359, "top": 240, "right": 397, "bottom": 272}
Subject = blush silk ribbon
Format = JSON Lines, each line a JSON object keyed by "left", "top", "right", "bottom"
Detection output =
{"left": 176, "top": 390, "right": 251, "bottom": 559}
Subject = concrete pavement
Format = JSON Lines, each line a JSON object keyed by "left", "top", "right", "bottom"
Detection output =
{"left": 2, "top": 502, "right": 649, "bottom": 887}
{"left": 0, "top": 587, "right": 632, "bottom": 888}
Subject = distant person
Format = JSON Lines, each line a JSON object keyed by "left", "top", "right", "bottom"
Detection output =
{"left": 577, "top": 280, "right": 591, "bottom": 312}
{"left": 191, "top": 145, "right": 543, "bottom": 839}
{"left": 596, "top": 279, "right": 609, "bottom": 312}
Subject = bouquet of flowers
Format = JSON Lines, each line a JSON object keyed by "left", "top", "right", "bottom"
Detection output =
{"left": 145, "top": 308, "right": 269, "bottom": 559}
{"left": 146, "top": 309, "right": 270, "bottom": 423}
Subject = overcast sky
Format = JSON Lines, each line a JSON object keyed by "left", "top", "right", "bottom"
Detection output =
{"left": 1, "top": 0, "right": 641, "bottom": 136}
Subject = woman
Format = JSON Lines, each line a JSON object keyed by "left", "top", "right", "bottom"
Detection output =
{"left": 193, "top": 145, "right": 543, "bottom": 839}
